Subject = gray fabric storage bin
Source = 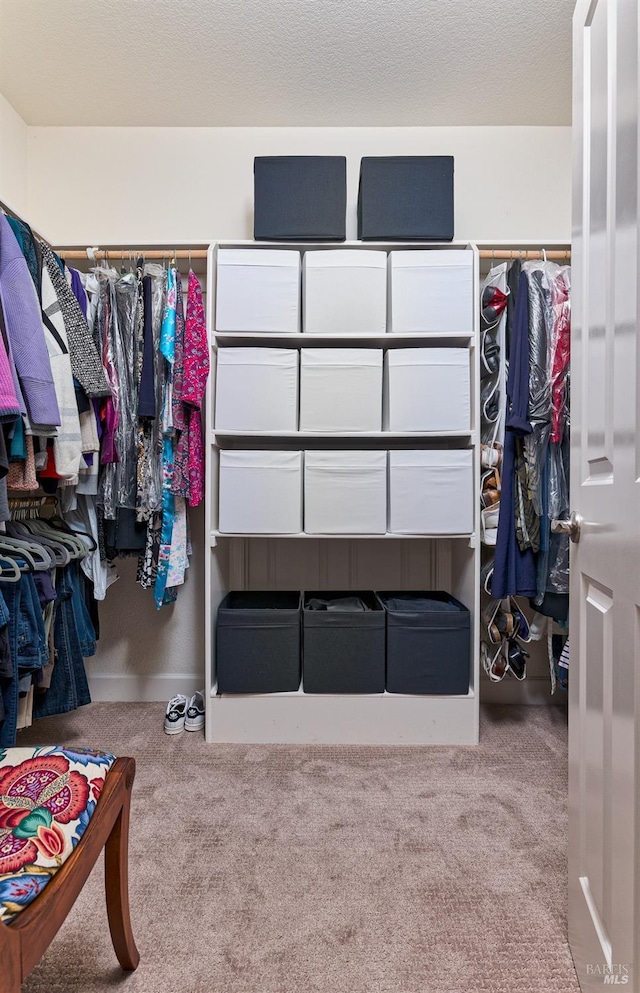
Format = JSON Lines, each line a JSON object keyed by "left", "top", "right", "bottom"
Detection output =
{"left": 216, "top": 591, "right": 301, "bottom": 694}
{"left": 254, "top": 156, "right": 347, "bottom": 241}
{"left": 378, "top": 591, "right": 470, "bottom": 695}
{"left": 358, "top": 156, "right": 454, "bottom": 241}
{"left": 303, "top": 591, "right": 385, "bottom": 694}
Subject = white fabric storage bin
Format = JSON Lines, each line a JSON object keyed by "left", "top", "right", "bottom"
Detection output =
{"left": 383, "top": 348, "right": 470, "bottom": 432}
{"left": 304, "top": 451, "right": 387, "bottom": 534}
{"left": 388, "top": 250, "right": 473, "bottom": 333}
{"left": 219, "top": 450, "right": 303, "bottom": 534}
{"left": 388, "top": 450, "right": 474, "bottom": 534}
{"left": 215, "top": 348, "right": 299, "bottom": 432}
{"left": 300, "top": 349, "right": 383, "bottom": 432}
{"left": 303, "top": 250, "right": 387, "bottom": 334}
{"left": 216, "top": 249, "right": 301, "bottom": 333}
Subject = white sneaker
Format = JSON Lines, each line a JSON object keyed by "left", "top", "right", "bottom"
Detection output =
{"left": 164, "top": 694, "right": 188, "bottom": 735}
{"left": 185, "top": 691, "right": 205, "bottom": 732}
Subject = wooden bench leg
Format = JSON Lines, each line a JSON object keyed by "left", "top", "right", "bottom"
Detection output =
{"left": 104, "top": 773, "right": 140, "bottom": 972}
{"left": 3, "top": 944, "right": 22, "bottom": 993}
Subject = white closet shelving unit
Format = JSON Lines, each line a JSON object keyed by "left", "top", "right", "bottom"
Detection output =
{"left": 204, "top": 240, "right": 480, "bottom": 745}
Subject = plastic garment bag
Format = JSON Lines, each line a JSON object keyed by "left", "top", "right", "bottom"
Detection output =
{"left": 523, "top": 261, "right": 571, "bottom": 602}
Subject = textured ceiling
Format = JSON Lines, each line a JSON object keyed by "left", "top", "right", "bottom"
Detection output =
{"left": 0, "top": 0, "right": 573, "bottom": 127}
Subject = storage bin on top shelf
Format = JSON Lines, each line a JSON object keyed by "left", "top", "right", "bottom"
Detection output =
{"left": 254, "top": 156, "right": 347, "bottom": 242}
{"left": 358, "top": 156, "right": 455, "bottom": 242}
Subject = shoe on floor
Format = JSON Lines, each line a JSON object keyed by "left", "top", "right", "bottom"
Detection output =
{"left": 185, "top": 691, "right": 205, "bottom": 732}
{"left": 164, "top": 694, "right": 188, "bottom": 735}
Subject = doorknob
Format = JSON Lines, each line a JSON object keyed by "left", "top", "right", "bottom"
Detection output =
{"left": 551, "top": 511, "right": 582, "bottom": 543}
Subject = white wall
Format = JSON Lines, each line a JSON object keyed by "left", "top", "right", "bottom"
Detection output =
{"left": 0, "top": 93, "right": 29, "bottom": 218}
{"left": 27, "top": 125, "right": 572, "bottom": 245}
{"left": 11, "top": 123, "right": 571, "bottom": 703}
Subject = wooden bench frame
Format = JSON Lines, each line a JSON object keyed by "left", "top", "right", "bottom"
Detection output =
{"left": 0, "top": 756, "right": 139, "bottom": 992}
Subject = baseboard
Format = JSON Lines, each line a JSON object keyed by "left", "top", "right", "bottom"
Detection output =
{"left": 480, "top": 678, "right": 567, "bottom": 705}
{"left": 88, "top": 673, "right": 202, "bottom": 702}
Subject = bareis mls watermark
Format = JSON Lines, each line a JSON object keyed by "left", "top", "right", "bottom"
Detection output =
{"left": 586, "top": 964, "right": 631, "bottom": 985}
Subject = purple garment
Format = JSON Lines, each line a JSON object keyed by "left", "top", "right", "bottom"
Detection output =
{"left": 69, "top": 267, "right": 88, "bottom": 319}
{"left": 0, "top": 297, "right": 21, "bottom": 422}
{"left": 33, "top": 569, "right": 57, "bottom": 609}
{"left": 100, "top": 398, "right": 119, "bottom": 465}
{"left": 0, "top": 214, "right": 60, "bottom": 427}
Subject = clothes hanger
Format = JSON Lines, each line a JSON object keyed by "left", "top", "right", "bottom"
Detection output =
{"left": 46, "top": 508, "right": 97, "bottom": 552}
{"left": 0, "top": 534, "right": 53, "bottom": 570}
{"left": 0, "top": 555, "right": 22, "bottom": 582}
{"left": 28, "top": 518, "right": 88, "bottom": 560}
{"left": 9, "top": 521, "right": 71, "bottom": 566}
{"left": 27, "top": 495, "right": 97, "bottom": 554}
{"left": 0, "top": 539, "right": 37, "bottom": 572}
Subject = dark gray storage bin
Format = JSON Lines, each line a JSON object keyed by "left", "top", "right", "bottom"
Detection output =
{"left": 358, "top": 156, "right": 454, "bottom": 241}
{"left": 302, "top": 591, "right": 385, "bottom": 694}
{"left": 254, "top": 156, "right": 347, "bottom": 241}
{"left": 378, "top": 591, "right": 470, "bottom": 695}
{"left": 216, "top": 591, "right": 301, "bottom": 694}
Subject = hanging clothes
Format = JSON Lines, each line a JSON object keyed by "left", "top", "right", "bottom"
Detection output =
{"left": 491, "top": 271, "right": 537, "bottom": 600}
{"left": 41, "top": 244, "right": 110, "bottom": 400}
{"left": 154, "top": 267, "right": 178, "bottom": 609}
{"left": 0, "top": 215, "right": 60, "bottom": 428}
{"left": 0, "top": 207, "right": 209, "bottom": 744}
{"left": 482, "top": 254, "right": 571, "bottom": 689}
{"left": 173, "top": 270, "right": 209, "bottom": 508}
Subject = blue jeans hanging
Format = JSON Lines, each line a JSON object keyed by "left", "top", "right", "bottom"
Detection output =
{"left": 33, "top": 564, "right": 92, "bottom": 721}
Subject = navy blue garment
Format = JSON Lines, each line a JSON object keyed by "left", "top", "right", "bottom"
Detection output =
{"left": 0, "top": 589, "right": 13, "bottom": 736}
{"left": 491, "top": 273, "right": 537, "bottom": 599}
{"left": 68, "top": 561, "right": 96, "bottom": 657}
{"left": 0, "top": 572, "right": 48, "bottom": 747}
{"left": 138, "top": 275, "right": 156, "bottom": 417}
{"left": 0, "top": 580, "right": 19, "bottom": 747}
{"left": 16, "top": 572, "right": 49, "bottom": 670}
{"left": 33, "top": 564, "right": 92, "bottom": 720}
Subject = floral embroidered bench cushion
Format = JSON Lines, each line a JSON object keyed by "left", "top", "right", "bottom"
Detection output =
{"left": 0, "top": 745, "right": 115, "bottom": 923}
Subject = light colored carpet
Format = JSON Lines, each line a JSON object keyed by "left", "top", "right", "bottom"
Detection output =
{"left": 18, "top": 703, "right": 578, "bottom": 993}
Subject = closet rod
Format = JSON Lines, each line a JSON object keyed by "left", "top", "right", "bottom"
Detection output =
{"left": 478, "top": 249, "right": 571, "bottom": 260}
{"left": 55, "top": 248, "right": 572, "bottom": 262}
{"left": 55, "top": 249, "right": 209, "bottom": 261}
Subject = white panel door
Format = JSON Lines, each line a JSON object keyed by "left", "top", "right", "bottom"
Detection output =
{"left": 570, "top": 1, "right": 639, "bottom": 989}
